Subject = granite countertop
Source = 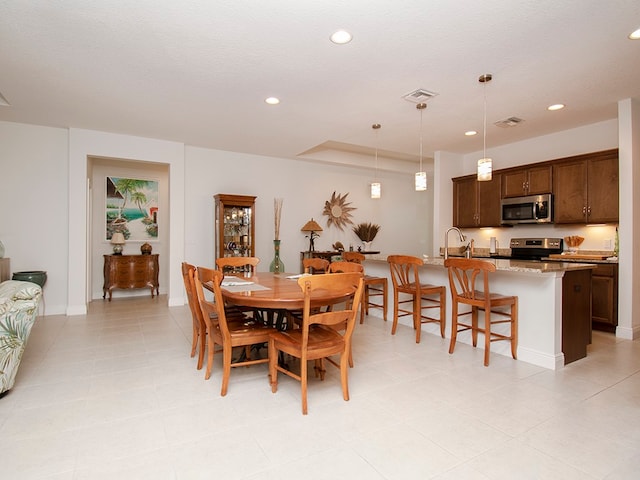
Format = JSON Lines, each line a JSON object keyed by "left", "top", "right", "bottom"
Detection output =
{"left": 441, "top": 247, "right": 618, "bottom": 265}
{"left": 422, "top": 256, "right": 597, "bottom": 273}
{"left": 541, "top": 255, "right": 618, "bottom": 264}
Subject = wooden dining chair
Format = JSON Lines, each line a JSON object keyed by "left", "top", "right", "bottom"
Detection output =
{"left": 215, "top": 256, "right": 260, "bottom": 274}
{"left": 268, "top": 272, "right": 364, "bottom": 414}
{"left": 387, "top": 254, "right": 446, "bottom": 343}
{"left": 290, "top": 258, "right": 334, "bottom": 329}
{"left": 444, "top": 258, "right": 518, "bottom": 366}
{"left": 343, "top": 251, "right": 388, "bottom": 324}
{"left": 215, "top": 256, "right": 261, "bottom": 316}
{"left": 194, "top": 266, "right": 276, "bottom": 395}
{"left": 328, "top": 261, "right": 364, "bottom": 274}
{"left": 183, "top": 262, "right": 249, "bottom": 375}
{"left": 302, "top": 257, "right": 330, "bottom": 274}
{"left": 182, "top": 262, "right": 206, "bottom": 369}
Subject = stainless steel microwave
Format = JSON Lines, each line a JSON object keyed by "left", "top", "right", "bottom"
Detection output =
{"left": 501, "top": 194, "right": 553, "bottom": 225}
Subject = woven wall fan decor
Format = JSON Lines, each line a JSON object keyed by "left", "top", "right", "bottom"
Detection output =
{"left": 322, "top": 191, "right": 356, "bottom": 230}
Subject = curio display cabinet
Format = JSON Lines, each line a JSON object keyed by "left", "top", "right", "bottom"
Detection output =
{"left": 214, "top": 194, "right": 256, "bottom": 260}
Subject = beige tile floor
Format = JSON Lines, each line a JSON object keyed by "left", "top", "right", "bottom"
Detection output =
{"left": 1, "top": 295, "right": 639, "bottom": 479}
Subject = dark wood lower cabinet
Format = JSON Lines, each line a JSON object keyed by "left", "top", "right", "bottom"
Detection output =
{"left": 592, "top": 264, "right": 618, "bottom": 333}
{"left": 103, "top": 254, "right": 159, "bottom": 300}
{"left": 562, "top": 269, "right": 592, "bottom": 365}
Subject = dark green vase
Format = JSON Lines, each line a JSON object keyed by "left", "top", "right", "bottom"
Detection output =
{"left": 13, "top": 270, "right": 47, "bottom": 288}
{"left": 269, "top": 240, "right": 285, "bottom": 273}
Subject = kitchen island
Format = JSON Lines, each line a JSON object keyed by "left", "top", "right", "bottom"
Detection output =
{"left": 362, "top": 257, "right": 596, "bottom": 370}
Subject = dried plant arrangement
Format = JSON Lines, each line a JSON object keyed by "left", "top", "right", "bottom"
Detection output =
{"left": 352, "top": 222, "right": 380, "bottom": 242}
{"left": 273, "top": 198, "right": 283, "bottom": 240}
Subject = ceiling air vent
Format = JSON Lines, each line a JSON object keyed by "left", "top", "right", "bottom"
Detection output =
{"left": 402, "top": 88, "right": 438, "bottom": 103}
{"left": 494, "top": 116, "right": 524, "bottom": 128}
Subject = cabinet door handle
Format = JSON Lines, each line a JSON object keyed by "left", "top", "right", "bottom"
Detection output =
{"left": 582, "top": 206, "right": 587, "bottom": 215}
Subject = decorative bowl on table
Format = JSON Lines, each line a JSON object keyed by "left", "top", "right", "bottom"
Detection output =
{"left": 564, "top": 235, "right": 584, "bottom": 254}
{"left": 12, "top": 270, "right": 47, "bottom": 288}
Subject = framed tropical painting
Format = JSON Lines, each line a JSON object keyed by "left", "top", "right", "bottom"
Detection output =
{"left": 106, "top": 176, "right": 159, "bottom": 241}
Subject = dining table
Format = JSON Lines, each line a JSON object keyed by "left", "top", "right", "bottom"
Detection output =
{"left": 211, "top": 272, "right": 353, "bottom": 330}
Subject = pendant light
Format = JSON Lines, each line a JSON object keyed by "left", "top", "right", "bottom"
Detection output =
{"left": 371, "top": 123, "right": 381, "bottom": 199}
{"left": 415, "top": 102, "right": 427, "bottom": 191}
{"left": 477, "top": 73, "right": 493, "bottom": 181}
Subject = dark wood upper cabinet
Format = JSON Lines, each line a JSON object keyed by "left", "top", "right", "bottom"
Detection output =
{"left": 453, "top": 174, "right": 501, "bottom": 228}
{"left": 478, "top": 175, "right": 502, "bottom": 226}
{"left": 553, "top": 150, "right": 618, "bottom": 224}
{"left": 502, "top": 165, "right": 552, "bottom": 198}
{"left": 453, "top": 176, "right": 478, "bottom": 228}
{"left": 452, "top": 148, "right": 618, "bottom": 228}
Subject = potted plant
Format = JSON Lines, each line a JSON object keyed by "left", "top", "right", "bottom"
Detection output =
{"left": 352, "top": 222, "right": 380, "bottom": 251}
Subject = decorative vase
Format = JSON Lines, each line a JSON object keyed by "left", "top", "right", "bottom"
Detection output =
{"left": 12, "top": 270, "right": 47, "bottom": 288}
{"left": 363, "top": 241, "right": 372, "bottom": 252}
{"left": 140, "top": 242, "right": 152, "bottom": 255}
{"left": 269, "top": 240, "right": 285, "bottom": 273}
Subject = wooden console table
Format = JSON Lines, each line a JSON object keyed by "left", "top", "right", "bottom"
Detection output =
{"left": 103, "top": 254, "right": 159, "bottom": 301}
{"left": 299, "top": 250, "right": 380, "bottom": 273}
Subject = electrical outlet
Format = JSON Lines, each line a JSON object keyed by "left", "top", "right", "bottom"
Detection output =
{"left": 604, "top": 238, "right": 613, "bottom": 250}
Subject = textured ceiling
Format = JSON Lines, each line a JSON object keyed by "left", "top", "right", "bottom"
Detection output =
{"left": 1, "top": 1, "right": 639, "bottom": 168}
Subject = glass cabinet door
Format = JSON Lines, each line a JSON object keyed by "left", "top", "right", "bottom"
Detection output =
{"left": 214, "top": 194, "right": 256, "bottom": 259}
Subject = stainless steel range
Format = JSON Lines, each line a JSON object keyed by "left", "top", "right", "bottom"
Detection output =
{"left": 508, "top": 237, "right": 563, "bottom": 260}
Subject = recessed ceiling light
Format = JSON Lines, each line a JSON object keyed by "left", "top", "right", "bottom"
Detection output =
{"left": 330, "top": 30, "right": 352, "bottom": 44}
{"left": 265, "top": 97, "right": 280, "bottom": 105}
{"left": 465, "top": 130, "right": 477, "bottom": 136}
{"left": 547, "top": 103, "right": 565, "bottom": 111}
{"left": 629, "top": 28, "right": 640, "bottom": 40}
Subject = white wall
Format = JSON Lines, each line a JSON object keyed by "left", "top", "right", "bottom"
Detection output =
{"left": 89, "top": 158, "right": 170, "bottom": 300}
{"left": 68, "top": 128, "right": 185, "bottom": 314}
{"left": 433, "top": 119, "right": 620, "bottom": 255}
{"left": 184, "top": 146, "right": 432, "bottom": 273}
{"left": 1, "top": 117, "right": 629, "bottom": 325}
{"left": 432, "top": 116, "right": 640, "bottom": 337}
{"left": 0, "top": 121, "right": 431, "bottom": 313}
{"left": 0, "top": 121, "right": 69, "bottom": 314}
{"left": 433, "top": 150, "right": 465, "bottom": 256}
{"left": 461, "top": 119, "right": 618, "bottom": 173}
{"left": 617, "top": 98, "right": 640, "bottom": 339}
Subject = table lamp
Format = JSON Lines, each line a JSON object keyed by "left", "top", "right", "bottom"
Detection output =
{"left": 301, "top": 218, "right": 322, "bottom": 253}
{"left": 111, "top": 232, "right": 125, "bottom": 255}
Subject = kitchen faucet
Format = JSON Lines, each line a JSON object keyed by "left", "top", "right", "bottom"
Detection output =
{"left": 444, "top": 227, "right": 466, "bottom": 260}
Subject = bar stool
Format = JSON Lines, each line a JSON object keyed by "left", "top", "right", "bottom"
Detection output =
{"left": 444, "top": 258, "right": 518, "bottom": 366}
{"left": 342, "top": 251, "right": 388, "bottom": 324}
{"left": 387, "top": 255, "right": 446, "bottom": 343}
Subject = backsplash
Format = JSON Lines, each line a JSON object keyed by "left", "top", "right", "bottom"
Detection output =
{"left": 452, "top": 224, "right": 618, "bottom": 255}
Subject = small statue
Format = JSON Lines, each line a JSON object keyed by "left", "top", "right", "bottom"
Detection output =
{"left": 305, "top": 231, "right": 319, "bottom": 252}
